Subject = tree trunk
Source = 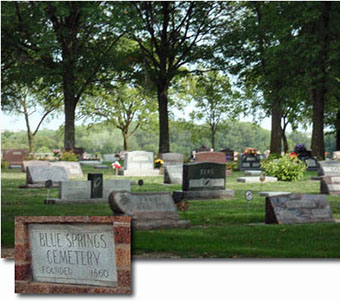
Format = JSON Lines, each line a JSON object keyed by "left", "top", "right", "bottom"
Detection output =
{"left": 122, "top": 131, "right": 129, "bottom": 151}
{"left": 157, "top": 82, "right": 170, "bottom": 153}
{"left": 23, "top": 102, "right": 34, "bottom": 154}
{"left": 64, "top": 95, "right": 77, "bottom": 151}
{"left": 336, "top": 110, "right": 340, "bottom": 151}
{"left": 270, "top": 101, "right": 282, "bottom": 154}
{"left": 282, "top": 130, "right": 289, "bottom": 154}
{"left": 310, "top": 2, "right": 331, "bottom": 160}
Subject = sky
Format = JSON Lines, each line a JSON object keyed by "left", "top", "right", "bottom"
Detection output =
{"left": 1, "top": 105, "right": 273, "bottom": 133}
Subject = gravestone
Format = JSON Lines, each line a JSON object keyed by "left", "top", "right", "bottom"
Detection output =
{"left": 173, "top": 162, "right": 234, "bottom": 201}
{"left": 79, "top": 160, "right": 102, "bottom": 165}
{"left": 164, "top": 164, "right": 183, "bottom": 184}
{"left": 22, "top": 160, "right": 49, "bottom": 172}
{"left": 26, "top": 166, "right": 68, "bottom": 185}
{"left": 119, "top": 150, "right": 128, "bottom": 160}
{"left": 265, "top": 194, "right": 334, "bottom": 224}
{"left": 103, "top": 179, "right": 131, "bottom": 199}
{"left": 120, "top": 151, "right": 159, "bottom": 176}
{"left": 88, "top": 173, "right": 103, "bottom": 198}
{"left": 46, "top": 179, "right": 131, "bottom": 204}
{"left": 15, "top": 216, "right": 131, "bottom": 294}
{"left": 320, "top": 176, "right": 340, "bottom": 195}
{"left": 103, "top": 154, "right": 117, "bottom": 162}
{"left": 159, "top": 152, "right": 184, "bottom": 166}
{"left": 237, "top": 176, "right": 278, "bottom": 183}
{"left": 303, "top": 157, "right": 318, "bottom": 171}
{"left": 195, "top": 152, "right": 226, "bottom": 164}
{"left": 196, "top": 145, "right": 211, "bottom": 153}
{"left": 4, "top": 149, "right": 28, "bottom": 166}
{"left": 239, "top": 154, "right": 261, "bottom": 171}
{"left": 94, "top": 165, "right": 109, "bottom": 169}
{"left": 219, "top": 148, "right": 235, "bottom": 161}
{"left": 59, "top": 181, "right": 91, "bottom": 200}
{"left": 109, "top": 191, "right": 190, "bottom": 230}
{"left": 50, "top": 161, "right": 83, "bottom": 178}
{"left": 318, "top": 161, "right": 340, "bottom": 176}
{"left": 259, "top": 191, "right": 291, "bottom": 197}
{"left": 72, "top": 147, "right": 84, "bottom": 159}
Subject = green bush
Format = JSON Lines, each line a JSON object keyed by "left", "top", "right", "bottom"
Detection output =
{"left": 261, "top": 154, "right": 306, "bottom": 181}
{"left": 226, "top": 161, "right": 238, "bottom": 171}
{"left": 1, "top": 160, "right": 9, "bottom": 169}
{"left": 60, "top": 150, "right": 78, "bottom": 162}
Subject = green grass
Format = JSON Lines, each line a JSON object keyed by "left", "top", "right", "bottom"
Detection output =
{"left": 2, "top": 166, "right": 340, "bottom": 258}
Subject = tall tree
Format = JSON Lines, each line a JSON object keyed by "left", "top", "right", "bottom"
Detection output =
{"left": 1, "top": 2, "right": 125, "bottom": 150}
{"left": 80, "top": 83, "right": 157, "bottom": 151}
{"left": 124, "top": 1, "right": 228, "bottom": 153}
{"left": 189, "top": 71, "right": 240, "bottom": 149}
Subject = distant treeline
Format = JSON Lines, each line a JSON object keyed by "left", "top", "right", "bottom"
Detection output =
{"left": 1, "top": 120, "right": 336, "bottom": 158}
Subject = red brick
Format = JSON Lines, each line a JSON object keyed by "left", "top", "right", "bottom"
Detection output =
{"left": 15, "top": 242, "right": 30, "bottom": 262}
{"left": 117, "top": 270, "right": 131, "bottom": 288}
{"left": 15, "top": 264, "right": 31, "bottom": 281}
{"left": 48, "top": 285, "right": 91, "bottom": 294}
{"left": 114, "top": 226, "right": 131, "bottom": 244}
{"left": 115, "top": 246, "right": 131, "bottom": 267}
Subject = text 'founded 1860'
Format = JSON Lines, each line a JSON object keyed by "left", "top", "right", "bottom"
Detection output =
{"left": 29, "top": 224, "right": 117, "bottom": 287}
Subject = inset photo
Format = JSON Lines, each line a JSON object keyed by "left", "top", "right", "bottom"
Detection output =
{"left": 15, "top": 216, "right": 131, "bottom": 294}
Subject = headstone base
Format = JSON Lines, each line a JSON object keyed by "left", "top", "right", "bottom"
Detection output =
{"left": 118, "top": 169, "right": 160, "bottom": 176}
{"left": 9, "top": 165, "right": 22, "bottom": 169}
{"left": 45, "top": 198, "right": 107, "bottom": 204}
{"left": 132, "top": 219, "right": 191, "bottom": 230}
{"left": 94, "top": 165, "right": 109, "bottom": 169}
{"left": 259, "top": 191, "right": 291, "bottom": 197}
{"left": 19, "top": 183, "right": 59, "bottom": 189}
{"left": 237, "top": 176, "right": 278, "bottom": 183}
{"left": 173, "top": 189, "right": 235, "bottom": 201}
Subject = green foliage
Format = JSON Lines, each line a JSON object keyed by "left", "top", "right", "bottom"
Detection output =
{"left": 1, "top": 160, "right": 10, "bottom": 169}
{"left": 60, "top": 151, "right": 78, "bottom": 162}
{"left": 261, "top": 154, "right": 307, "bottom": 181}
{"left": 226, "top": 161, "right": 238, "bottom": 171}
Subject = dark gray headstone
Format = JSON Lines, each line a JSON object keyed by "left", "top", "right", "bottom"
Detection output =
{"left": 239, "top": 154, "right": 261, "bottom": 171}
{"left": 27, "top": 166, "right": 68, "bottom": 184}
{"left": 265, "top": 194, "right": 334, "bottom": 224}
{"left": 108, "top": 191, "right": 190, "bottom": 230}
{"left": 183, "top": 162, "right": 226, "bottom": 191}
{"left": 88, "top": 173, "right": 103, "bottom": 198}
{"left": 164, "top": 164, "right": 183, "bottom": 184}
{"left": 29, "top": 223, "right": 117, "bottom": 287}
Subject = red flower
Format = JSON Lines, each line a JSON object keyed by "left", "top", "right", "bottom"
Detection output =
{"left": 289, "top": 152, "right": 298, "bottom": 157}
{"left": 112, "top": 162, "right": 121, "bottom": 169}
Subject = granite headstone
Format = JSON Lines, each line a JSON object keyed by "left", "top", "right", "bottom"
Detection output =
{"left": 109, "top": 191, "right": 190, "bottom": 230}
{"left": 22, "top": 160, "right": 50, "bottom": 172}
{"left": 195, "top": 152, "right": 226, "bottom": 164}
{"left": 27, "top": 165, "right": 69, "bottom": 185}
{"left": 50, "top": 161, "right": 83, "bottom": 178}
{"left": 164, "top": 164, "right": 183, "bottom": 184}
{"left": 120, "top": 151, "right": 159, "bottom": 176}
{"left": 159, "top": 153, "right": 184, "bottom": 166}
{"left": 318, "top": 161, "right": 340, "bottom": 176}
{"left": 320, "top": 176, "right": 340, "bottom": 195}
{"left": 265, "top": 194, "right": 334, "bottom": 224}
{"left": 88, "top": 173, "right": 103, "bottom": 198}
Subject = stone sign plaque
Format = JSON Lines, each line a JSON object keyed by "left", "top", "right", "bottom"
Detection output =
{"left": 29, "top": 223, "right": 118, "bottom": 287}
{"left": 195, "top": 152, "right": 226, "bottom": 164}
{"left": 183, "top": 162, "right": 226, "bottom": 191}
{"left": 265, "top": 194, "right": 334, "bottom": 224}
{"left": 27, "top": 166, "right": 69, "bottom": 184}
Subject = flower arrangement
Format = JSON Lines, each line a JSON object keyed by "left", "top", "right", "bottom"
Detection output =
{"left": 289, "top": 152, "right": 298, "bottom": 158}
{"left": 112, "top": 161, "right": 121, "bottom": 175}
{"left": 243, "top": 148, "right": 258, "bottom": 156}
{"left": 154, "top": 158, "right": 164, "bottom": 168}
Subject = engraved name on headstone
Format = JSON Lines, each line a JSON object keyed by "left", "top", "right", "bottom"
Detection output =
{"left": 265, "top": 194, "right": 334, "bottom": 224}
{"left": 29, "top": 224, "right": 118, "bottom": 287}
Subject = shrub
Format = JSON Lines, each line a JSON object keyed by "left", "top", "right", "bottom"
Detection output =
{"left": 226, "top": 161, "right": 238, "bottom": 171}
{"left": 60, "top": 150, "right": 78, "bottom": 162}
{"left": 261, "top": 154, "right": 306, "bottom": 181}
{"left": 1, "top": 160, "right": 9, "bottom": 169}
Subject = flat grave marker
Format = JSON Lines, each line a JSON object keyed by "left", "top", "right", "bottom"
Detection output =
{"left": 265, "top": 194, "right": 334, "bottom": 224}
{"left": 237, "top": 176, "right": 278, "bottom": 183}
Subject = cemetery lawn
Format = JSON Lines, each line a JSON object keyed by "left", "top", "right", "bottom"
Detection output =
{"left": 2, "top": 165, "right": 340, "bottom": 258}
